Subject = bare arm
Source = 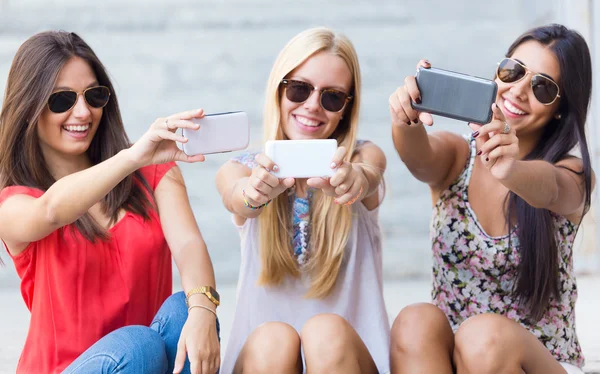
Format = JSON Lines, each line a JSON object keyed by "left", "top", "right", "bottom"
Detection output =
{"left": 215, "top": 157, "right": 294, "bottom": 226}
{"left": 500, "top": 158, "right": 593, "bottom": 219}
{"left": 476, "top": 104, "right": 594, "bottom": 220}
{"left": 154, "top": 166, "right": 221, "bottom": 374}
{"left": 0, "top": 108, "right": 206, "bottom": 256}
{"left": 0, "top": 149, "right": 139, "bottom": 254}
{"left": 350, "top": 142, "right": 387, "bottom": 210}
{"left": 389, "top": 60, "right": 469, "bottom": 190}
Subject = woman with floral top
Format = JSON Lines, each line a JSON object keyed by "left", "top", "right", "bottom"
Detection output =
{"left": 388, "top": 24, "right": 593, "bottom": 374}
{"left": 216, "top": 27, "right": 389, "bottom": 373}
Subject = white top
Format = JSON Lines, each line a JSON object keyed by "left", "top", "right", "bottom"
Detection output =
{"left": 221, "top": 182, "right": 390, "bottom": 373}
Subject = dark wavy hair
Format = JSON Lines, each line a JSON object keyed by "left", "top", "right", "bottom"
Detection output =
{"left": 504, "top": 24, "right": 593, "bottom": 321}
{"left": 0, "top": 31, "right": 153, "bottom": 241}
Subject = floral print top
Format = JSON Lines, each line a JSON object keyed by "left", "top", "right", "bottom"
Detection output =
{"left": 431, "top": 136, "right": 584, "bottom": 367}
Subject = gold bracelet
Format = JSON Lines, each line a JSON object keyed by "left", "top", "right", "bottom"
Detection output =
{"left": 188, "top": 304, "right": 217, "bottom": 318}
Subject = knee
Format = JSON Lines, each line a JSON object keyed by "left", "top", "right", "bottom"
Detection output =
{"left": 108, "top": 326, "right": 168, "bottom": 373}
{"left": 240, "top": 322, "right": 301, "bottom": 372}
{"left": 454, "top": 314, "right": 518, "bottom": 373}
{"left": 390, "top": 303, "right": 452, "bottom": 355}
{"left": 150, "top": 292, "right": 187, "bottom": 334}
{"left": 301, "top": 314, "right": 352, "bottom": 369}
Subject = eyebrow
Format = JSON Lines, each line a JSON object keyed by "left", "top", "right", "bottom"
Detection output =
{"left": 290, "top": 76, "right": 349, "bottom": 92}
{"left": 53, "top": 82, "right": 100, "bottom": 91}
{"left": 514, "top": 59, "right": 557, "bottom": 82}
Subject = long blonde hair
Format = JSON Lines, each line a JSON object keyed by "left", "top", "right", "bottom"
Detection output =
{"left": 257, "top": 27, "right": 361, "bottom": 298}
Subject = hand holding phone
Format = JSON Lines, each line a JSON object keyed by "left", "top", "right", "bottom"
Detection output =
{"left": 181, "top": 111, "right": 249, "bottom": 156}
{"left": 390, "top": 60, "right": 497, "bottom": 126}
{"left": 265, "top": 139, "right": 338, "bottom": 178}
{"left": 242, "top": 153, "right": 295, "bottom": 207}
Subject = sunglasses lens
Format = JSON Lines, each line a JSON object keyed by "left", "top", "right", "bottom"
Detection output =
{"left": 497, "top": 58, "right": 526, "bottom": 83}
{"left": 531, "top": 76, "right": 559, "bottom": 105}
{"left": 85, "top": 86, "right": 110, "bottom": 108}
{"left": 321, "top": 90, "right": 348, "bottom": 112}
{"left": 48, "top": 91, "right": 78, "bottom": 113}
{"left": 285, "top": 81, "right": 312, "bottom": 104}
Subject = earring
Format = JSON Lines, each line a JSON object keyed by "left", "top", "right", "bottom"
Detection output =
{"left": 555, "top": 113, "right": 562, "bottom": 120}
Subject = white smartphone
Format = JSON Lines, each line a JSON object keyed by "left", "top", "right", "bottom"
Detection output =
{"left": 181, "top": 111, "right": 249, "bottom": 155}
{"left": 265, "top": 139, "right": 338, "bottom": 178}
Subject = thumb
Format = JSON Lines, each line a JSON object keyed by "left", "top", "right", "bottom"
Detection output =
{"left": 173, "top": 340, "right": 187, "bottom": 373}
{"left": 282, "top": 178, "right": 295, "bottom": 188}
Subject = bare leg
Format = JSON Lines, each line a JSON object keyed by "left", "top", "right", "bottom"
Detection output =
{"left": 301, "top": 313, "right": 378, "bottom": 374}
{"left": 233, "top": 321, "right": 303, "bottom": 374}
{"left": 454, "top": 313, "right": 568, "bottom": 374}
{"left": 390, "top": 303, "right": 455, "bottom": 374}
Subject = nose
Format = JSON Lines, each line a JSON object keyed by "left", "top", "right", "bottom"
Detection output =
{"left": 71, "top": 93, "right": 92, "bottom": 119}
{"left": 303, "top": 89, "right": 322, "bottom": 112}
{"left": 509, "top": 72, "right": 530, "bottom": 102}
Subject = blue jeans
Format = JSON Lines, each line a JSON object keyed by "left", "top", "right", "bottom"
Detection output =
{"left": 63, "top": 292, "right": 221, "bottom": 374}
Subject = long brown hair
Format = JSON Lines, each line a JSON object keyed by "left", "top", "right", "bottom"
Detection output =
{"left": 257, "top": 27, "right": 361, "bottom": 298}
{"left": 0, "top": 31, "right": 153, "bottom": 241}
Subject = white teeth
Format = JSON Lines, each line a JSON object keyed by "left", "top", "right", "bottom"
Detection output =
{"left": 64, "top": 125, "right": 89, "bottom": 132}
{"left": 504, "top": 100, "right": 526, "bottom": 115}
{"left": 296, "top": 115, "right": 321, "bottom": 127}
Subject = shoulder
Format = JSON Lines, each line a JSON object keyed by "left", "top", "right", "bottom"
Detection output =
{"left": 138, "top": 162, "right": 177, "bottom": 190}
{"left": 0, "top": 186, "right": 44, "bottom": 205}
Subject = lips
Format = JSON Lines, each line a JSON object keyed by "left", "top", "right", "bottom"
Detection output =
{"left": 502, "top": 97, "right": 528, "bottom": 117}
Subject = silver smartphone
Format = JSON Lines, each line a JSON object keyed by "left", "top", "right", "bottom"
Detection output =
{"left": 181, "top": 111, "right": 249, "bottom": 155}
{"left": 412, "top": 67, "right": 498, "bottom": 124}
{"left": 265, "top": 139, "right": 337, "bottom": 178}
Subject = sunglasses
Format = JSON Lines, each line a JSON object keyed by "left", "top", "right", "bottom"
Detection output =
{"left": 280, "top": 79, "right": 352, "bottom": 113}
{"left": 47, "top": 86, "right": 111, "bottom": 113}
{"left": 496, "top": 58, "right": 561, "bottom": 105}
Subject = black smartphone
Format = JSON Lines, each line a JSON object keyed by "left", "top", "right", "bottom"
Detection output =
{"left": 412, "top": 67, "right": 498, "bottom": 124}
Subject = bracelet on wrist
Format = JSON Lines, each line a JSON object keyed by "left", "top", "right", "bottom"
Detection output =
{"left": 242, "top": 189, "right": 271, "bottom": 210}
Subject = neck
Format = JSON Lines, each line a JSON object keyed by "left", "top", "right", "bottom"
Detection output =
{"left": 293, "top": 179, "right": 309, "bottom": 198}
{"left": 42, "top": 147, "right": 92, "bottom": 180}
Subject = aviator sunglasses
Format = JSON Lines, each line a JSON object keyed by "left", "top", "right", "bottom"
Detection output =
{"left": 280, "top": 79, "right": 352, "bottom": 113}
{"left": 47, "top": 86, "right": 111, "bottom": 113}
{"left": 496, "top": 58, "right": 561, "bottom": 105}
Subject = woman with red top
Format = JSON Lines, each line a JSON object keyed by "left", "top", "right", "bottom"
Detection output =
{"left": 0, "top": 31, "right": 220, "bottom": 373}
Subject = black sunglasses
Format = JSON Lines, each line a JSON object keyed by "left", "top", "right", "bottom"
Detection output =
{"left": 47, "top": 86, "right": 111, "bottom": 113}
{"left": 496, "top": 58, "right": 560, "bottom": 105}
{"left": 280, "top": 79, "right": 352, "bottom": 113}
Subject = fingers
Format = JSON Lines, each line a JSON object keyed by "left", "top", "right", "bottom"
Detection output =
{"left": 476, "top": 118, "right": 513, "bottom": 140}
{"left": 477, "top": 133, "right": 517, "bottom": 157}
{"left": 330, "top": 146, "right": 347, "bottom": 169}
{"left": 404, "top": 75, "right": 421, "bottom": 106}
{"left": 491, "top": 102, "right": 506, "bottom": 123}
{"left": 178, "top": 153, "right": 206, "bottom": 163}
{"left": 157, "top": 129, "right": 188, "bottom": 144}
{"left": 485, "top": 143, "right": 519, "bottom": 164}
{"left": 254, "top": 153, "right": 277, "bottom": 172}
{"left": 169, "top": 108, "right": 205, "bottom": 121}
{"left": 416, "top": 59, "right": 431, "bottom": 70}
{"left": 398, "top": 85, "right": 420, "bottom": 124}
{"left": 329, "top": 161, "right": 351, "bottom": 187}
{"left": 389, "top": 89, "right": 411, "bottom": 126}
{"left": 173, "top": 340, "right": 187, "bottom": 374}
{"left": 334, "top": 180, "right": 361, "bottom": 205}
{"left": 306, "top": 177, "right": 331, "bottom": 190}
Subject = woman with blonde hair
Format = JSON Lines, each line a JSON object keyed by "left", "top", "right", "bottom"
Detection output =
{"left": 216, "top": 27, "right": 389, "bottom": 373}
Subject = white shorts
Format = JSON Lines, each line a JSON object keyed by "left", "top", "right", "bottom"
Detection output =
{"left": 560, "top": 362, "right": 584, "bottom": 374}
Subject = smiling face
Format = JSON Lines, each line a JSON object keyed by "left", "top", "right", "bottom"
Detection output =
{"left": 280, "top": 51, "right": 353, "bottom": 140}
{"left": 37, "top": 56, "right": 103, "bottom": 161}
{"left": 495, "top": 40, "right": 561, "bottom": 137}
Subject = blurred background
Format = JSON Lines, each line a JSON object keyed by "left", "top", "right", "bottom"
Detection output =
{"left": 1, "top": 0, "right": 599, "bottom": 372}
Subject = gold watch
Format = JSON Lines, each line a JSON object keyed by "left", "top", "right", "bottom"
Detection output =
{"left": 186, "top": 286, "right": 220, "bottom": 307}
